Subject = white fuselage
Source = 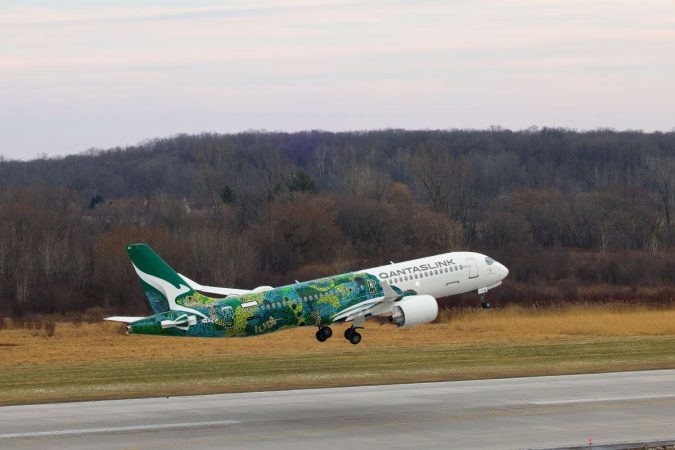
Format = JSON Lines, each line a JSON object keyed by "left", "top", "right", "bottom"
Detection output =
{"left": 363, "top": 252, "right": 509, "bottom": 299}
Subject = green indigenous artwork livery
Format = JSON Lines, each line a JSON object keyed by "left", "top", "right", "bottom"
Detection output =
{"left": 127, "top": 244, "right": 397, "bottom": 338}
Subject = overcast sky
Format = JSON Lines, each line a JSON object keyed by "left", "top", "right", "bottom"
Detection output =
{"left": 1, "top": 0, "right": 674, "bottom": 159}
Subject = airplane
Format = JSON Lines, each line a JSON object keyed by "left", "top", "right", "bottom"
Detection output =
{"left": 106, "top": 243, "right": 509, "bottom": 344}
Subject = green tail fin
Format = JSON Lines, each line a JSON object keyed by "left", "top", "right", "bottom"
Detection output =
{"left": 126, "top": 243, "right": 194, "bottom": 315}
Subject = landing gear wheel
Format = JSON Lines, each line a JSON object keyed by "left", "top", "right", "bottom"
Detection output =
{"left": 316, "top": 326, "right": 332, "bottom": 342}
{"left": 348, "top": 331, "right": 362, "bottom": 345}
{"left": 480, "top": 294, "right": 492, "bottom": 309}
{"left": 320, "top": 326, "right": 332, "bottom": 339}
{"left": 344, "top": 327, "right": 354, "bottom": 340}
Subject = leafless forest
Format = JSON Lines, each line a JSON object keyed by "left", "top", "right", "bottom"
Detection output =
{"left": 0, "top": 128, "right": 673, "bottom": 316}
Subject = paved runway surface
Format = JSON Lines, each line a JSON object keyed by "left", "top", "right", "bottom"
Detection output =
{"left": 1, "top": 370, "right": 674, "bottom": 449}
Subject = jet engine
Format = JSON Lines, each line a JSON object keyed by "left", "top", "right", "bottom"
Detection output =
{"left": 390, "top": 295, "right": 438, "bottom": 328}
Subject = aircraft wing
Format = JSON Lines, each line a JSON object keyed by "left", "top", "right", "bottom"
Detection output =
{"left": 178, "top": 273, "right": 251, "bottom": 296}
{"left": 104, "top": 316, "right": 148, "bottom": 323}
{"left": 331, "top": 282, "right": 401, "bottom": 323}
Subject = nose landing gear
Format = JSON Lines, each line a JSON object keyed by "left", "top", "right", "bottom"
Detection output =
{"left": 478, "top": 287, "right": 492, "bottom": 309}
{"left": 480, "top": 294, "right": 492, "bottom": 309}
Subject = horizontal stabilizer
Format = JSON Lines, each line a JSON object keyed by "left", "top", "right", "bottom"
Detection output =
{"left": 104, "top": 316, "right": 147, "bottom": 323}
{"left": 178, "top": 273, "right": 251, "bottom": 296}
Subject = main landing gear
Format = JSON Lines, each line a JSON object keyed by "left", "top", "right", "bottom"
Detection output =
{"left": 316, "top": 325, "right": 363, "bottom": 344}
{"left": 344, "top": 326, "right": 362, "bottom": 345}
{"left": 315, "top": 326, "right": 333, "bottom": 342}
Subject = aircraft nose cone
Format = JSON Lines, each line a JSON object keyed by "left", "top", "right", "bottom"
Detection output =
{"left": 499, "top": 263, "right": 509, "bottom": 279}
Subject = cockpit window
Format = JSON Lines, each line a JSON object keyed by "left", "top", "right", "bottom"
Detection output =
{"left": 485, "top": 257, "right": 495, "bottom": 265}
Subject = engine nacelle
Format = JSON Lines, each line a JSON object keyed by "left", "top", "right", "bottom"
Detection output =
{"left": 253, "top": 285, "right": 274, "bottom": 293}
{"left": 390, "top": 295, "right": 438, "bottom": 328}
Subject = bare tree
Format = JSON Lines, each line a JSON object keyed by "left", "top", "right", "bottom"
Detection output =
{"left": 411, "top": 144, "right": 454, "bottom": 213}
{"left": 194, "top": 138, "right": 236, "bottom": 212}
{"left": 642, "top": 154, "right": 674, "bottom": 237}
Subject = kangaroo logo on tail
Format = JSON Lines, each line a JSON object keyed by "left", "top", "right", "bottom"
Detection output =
{"left": 127, "top": 244, "right": 206, "bottom": 318}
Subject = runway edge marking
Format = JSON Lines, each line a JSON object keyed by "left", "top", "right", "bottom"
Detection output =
{"left": 0, "top": 420, "right": 241, "bottom": 439}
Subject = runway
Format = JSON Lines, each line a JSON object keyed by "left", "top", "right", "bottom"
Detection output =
{"left": 1, "top": 370, "right": 674, "bottom": 449}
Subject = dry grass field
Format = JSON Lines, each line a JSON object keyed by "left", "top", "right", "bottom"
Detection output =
{"left": 2, "top": 304, "right": 675, "bottom": 406}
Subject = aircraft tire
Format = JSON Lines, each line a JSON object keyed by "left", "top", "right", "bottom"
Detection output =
{"left": 320, "top": 326, "right": 333, "bottom": 339}
{"left": 344, "top": 327, "right": 354, "bottom": 340}
{"left": 349, "top": 331, "right": 362, "bottom": 345}
{"left": 316, "top": 330, "right": 327, "bottom": 342}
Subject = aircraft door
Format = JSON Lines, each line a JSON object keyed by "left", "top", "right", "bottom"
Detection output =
{"left": 466, "top": 257, "right": 479, "bottom": 279}
{"left": 219, "top": 305, "right": 235, "bottom": 329}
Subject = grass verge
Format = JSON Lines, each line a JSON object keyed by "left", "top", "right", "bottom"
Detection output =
{"left": 2, "top": 305, "right": 675, "bottom": 406}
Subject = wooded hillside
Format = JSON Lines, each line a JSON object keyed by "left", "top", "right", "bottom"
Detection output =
{"left": 1, "top": 128, "right": 673, "bottom": 315}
